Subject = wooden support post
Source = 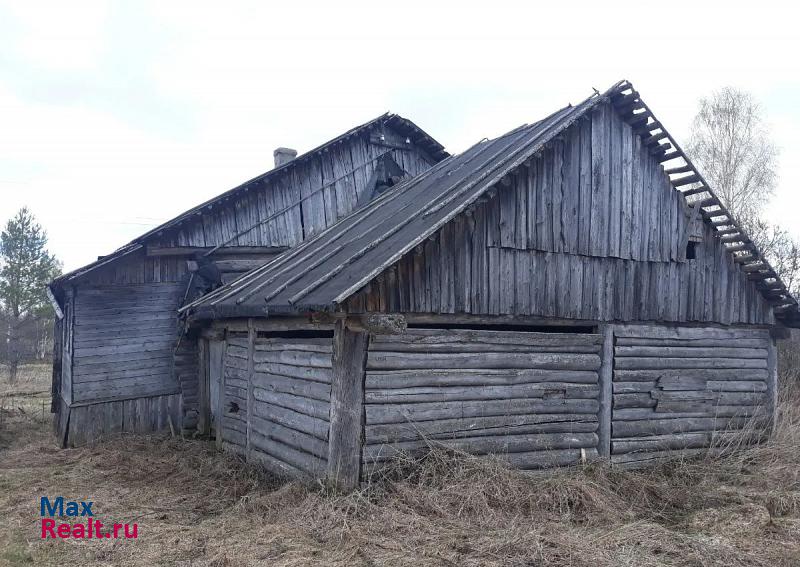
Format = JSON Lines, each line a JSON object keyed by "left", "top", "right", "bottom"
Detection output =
{"left": 197, "top": 338, "right": 209, "bottom": 436}
{"left": 327, "top": 318, "right": 369, "bottom": 491}
{"left": 767, "top": 335, "right": 778, "bottom": 432}
{"left": 216, "top": 336, "right": 227, "bottom": 451}
{"left": 598, "top": 324, "right": 614, "bottom": 459}
{"left": 246, "top": 319, "right": 255, "bottom": 460}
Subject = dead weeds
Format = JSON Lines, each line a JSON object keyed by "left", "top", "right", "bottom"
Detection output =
{"left": 1, "top": 366, "right": 799, "bottom": 566}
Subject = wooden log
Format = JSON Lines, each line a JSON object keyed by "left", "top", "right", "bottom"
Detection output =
{"left": 365, "top": 414, "right": 598, "bottom": 444}
{"left": 706, "top": 380, "right": 767, "bottom": 392}
{"left": 613, "top": 381, "right": 657, "bottom": 393}
{"left": 365, "top": 383, "right": 599, "bottom": 404}
{"left": 614, "top": 357, "right": 767, "bottom": 370}
{"left": 249, "top": 415, "right": 328, "bottom": 459}
{"left": 250, "top": 372, "right": 331, "bottom": 402}
{"left": 615, "top": 337, "right": 769, "bottom": 348}
{"left": 613, "top": 393, "right": 657, "bottom": 409}
{"left": 614, "top": 346, "right": 767, "bottom": 359}
{"left": 366, "top": 352, "right": 601, "bottom": 371}
{"left": 365, "top": 398, "right": 599, "bottom": 425}
{"left": 365, "top": 369, "right": 599, "bottom": 389}
{"left": 254, "top": 339, "right": 331, "bottom": 353}
{"left": 252, "top": 362, "right": 332, "bottom": 383}
{"left": 369, "top": 343, "right": 600, "bottom": 354}
{"left": 371, "top": 328, "right": 603, "bottom": 346}
{"left": 614, "top": 368, "right": 768, "bottom": 382}
{"left": 611, "top": 430, "right": 763, "bottom": 455}
{"left": 250, "top": 400, "right": 329, "bottom": 440}
{"left": 612, "top": 405, "right": 765, "bottom": 422}
{"left": 613, "top": 325, "right": 769, "bottom": 340}
{"left": 612, "top": 415, "right": 764, "bottom": 437}
{"left": 363, "top": 431, "right": 599, "bottom": 462}
{"left": 252, "top": 350, "right": 332, "bottom": 369}
{"left": 327, "top": 319, "right": 368, "bottom": 491}
{"left": 251, "top": 389, "right": 330, "bottom": 420}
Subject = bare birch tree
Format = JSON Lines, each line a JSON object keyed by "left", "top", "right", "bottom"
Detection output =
{"left": 687, "top": 87, "right": 778, "bottom": 222}
{"left": 686, "top": 87, "right": 799, "bottom": 295}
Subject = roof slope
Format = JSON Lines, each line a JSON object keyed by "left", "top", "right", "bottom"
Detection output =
{"left": 183, "top": 85, "right": 615, "bottom": 317}
{"left": 185, "top": 80, "right": 800, "bottom": 327}
{"left": 52, "top": 113, "right": 447, "bottom": 287}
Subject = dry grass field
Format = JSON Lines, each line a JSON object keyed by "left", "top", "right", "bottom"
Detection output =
{"left": 2, "top": 353, "right": 800, "bottom": 567}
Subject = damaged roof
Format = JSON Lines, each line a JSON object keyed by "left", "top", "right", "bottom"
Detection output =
{"left": 183, "top": 80, "right": 800, "bottom": 328}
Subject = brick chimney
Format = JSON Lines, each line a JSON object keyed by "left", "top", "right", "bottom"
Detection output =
{"left": 274, "top": 147, "right": 297, "bottom": 168}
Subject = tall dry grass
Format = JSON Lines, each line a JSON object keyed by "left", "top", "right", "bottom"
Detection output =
{"left": 1, "top": 341, "right": 799, "bottom": 566}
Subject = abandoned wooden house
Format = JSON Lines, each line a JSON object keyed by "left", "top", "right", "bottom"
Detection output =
{"left": 52, "top": 79, "right": 799, "bottom": 490}
{"left": 48, "top": 114, "right": 448, "bottom": 447}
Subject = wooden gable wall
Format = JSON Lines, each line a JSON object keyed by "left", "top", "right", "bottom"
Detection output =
{"left": 56, "top": 125, "right": 437, "bottom": 434}
{"left": 345, "top": 102, "right": 775, "bottom": 326}
{"left": 157, "top": 128, "right": 434, "bottom": 249}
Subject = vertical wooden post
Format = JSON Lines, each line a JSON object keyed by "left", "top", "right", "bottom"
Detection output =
{"left": 327, "top": 318, "right": 369, "bottom": 491}
{"left": 598, "top": 324, "right": 615, "bottom": 459}
{"left": 216, "top": 336, "right": 227, "bottom": 451}
{"left": 197, "top": 338, "right": 209, "bottom": 435}
{"left": 767, "top": 335, "right": 778, "bottom": 432}
{"left": 246, "top": 319, "right": 255, "bottom": 461}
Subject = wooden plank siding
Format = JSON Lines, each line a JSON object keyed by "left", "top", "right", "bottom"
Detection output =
{"left": 57, "top": 128, "right": 437, "bottom": 445}
{"left": 362, "top": 329, "right": 602, "bottom": 472}
{"left": 345, "top": 103, "right": 775, "bottom": 326}
{"left": 159, "top": 135, "right": 433, "bottom": 248}
{"left": 71, "top": 283, "right": 185, "bottom": 404}
{"left": 66, "top": 392, "right": 182, "bottom": 447}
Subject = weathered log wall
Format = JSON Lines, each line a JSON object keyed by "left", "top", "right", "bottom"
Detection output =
{"left": 65, "top": 392, "right": 182, "bottom": 447}
{"left": 344, "top": 103, "right": 774, "bottom": 326}
{"left": 362, "top": 328, "right": 603, "bottom": 472}
{"left": 610, "top": 324, "right": 772, "bottom": 467}
{"left": 219, "top": 333, "right": 250, "bottom": 455}
{"left": 219, "top": 332, "right": 333, "bottom": 478}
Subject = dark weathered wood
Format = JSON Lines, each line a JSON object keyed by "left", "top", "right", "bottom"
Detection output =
{"left": 327, "top": 319, "right": 369, "bottom": 491}
{"left": 363, "top": 432, "right": 598, "bottom": 462}
{"left": 598, "top": 325, "right": 614, "bottom": 458}
{"left": 767, "top": 336, "right": 778, "bottom": 431}
{"left": 365, "top": 383, "right": 598, "bottom": 403}
{"left": 366, "top": 413, "right": 598, "bottom": 444}
{"left": 367, "top": 352, "right": 601, "bottom": 371}
{"left": 366, "top": 398, "right": 599, "bottom": 425}
{"left": 366, "top": 368, "right": 598, "bottom": 389}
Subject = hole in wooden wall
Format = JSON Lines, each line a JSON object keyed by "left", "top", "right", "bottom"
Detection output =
{"left": 686, "top": 241, "right": 697, "bottom": 260}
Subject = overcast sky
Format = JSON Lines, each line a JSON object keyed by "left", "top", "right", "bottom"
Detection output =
{"left": 1, "top": 1, "right": 798, "bottom": 272}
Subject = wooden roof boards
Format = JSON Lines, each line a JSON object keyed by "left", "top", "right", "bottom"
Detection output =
{"left": 185, "top": 80, "right": 800, "bottom": 328}
{"left": 183, "top": 86, "right": 617, "bottom": 317}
